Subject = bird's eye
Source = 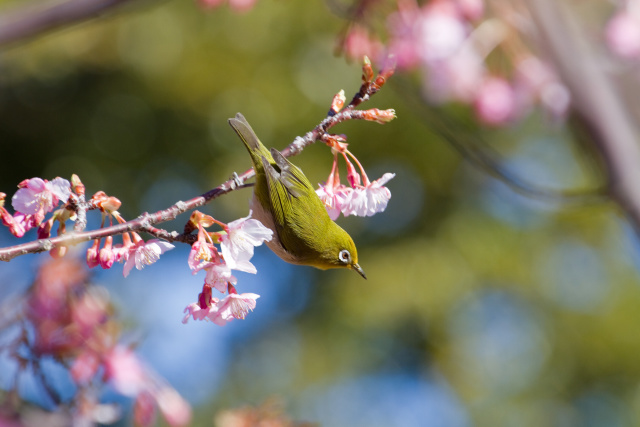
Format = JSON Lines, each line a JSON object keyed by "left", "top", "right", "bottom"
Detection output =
{"left": 338, "top": 249, "right": 351, "bottom": 264}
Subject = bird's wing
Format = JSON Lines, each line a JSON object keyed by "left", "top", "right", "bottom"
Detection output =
{"left": 260, "top": 155, "right": 290, "bottom": 241}
{"left": 270, "top": 148, "right": 315, "bottom": 199}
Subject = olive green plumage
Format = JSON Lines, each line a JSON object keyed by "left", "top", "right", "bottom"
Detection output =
{"left": 228, "top": 113, "right": 365, "bottom": 278}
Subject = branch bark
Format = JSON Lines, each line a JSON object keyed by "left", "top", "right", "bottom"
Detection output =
{"left": 528, "top": 0, "right": 640, "bottom": 233}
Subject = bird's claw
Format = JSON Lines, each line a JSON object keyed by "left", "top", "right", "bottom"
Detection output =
{"left": 230, "top": 172, "right": 242, "bottom": 189}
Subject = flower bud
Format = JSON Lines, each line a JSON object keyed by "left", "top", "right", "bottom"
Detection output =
{"left": 330, "top": 89, "right": 346, "bottom": 114}
{"left": 362, "top": 56, "right": 374, "bottom": 83}
{"left": 71, "top": 174, "right": 85, "bottom": 197}
{"left": 37, "top": 219, "right": 53, "bottom": 239}
{"left": 99, "top": 236, "right": 115, "bottom": 269}
{"left": 87, "top": 239, "right": 100, "bottom": 268}
{"left": 100, "top": 196, "right": 122, "bottom": 213}
{"left": 50, "top": 245, "right": 67, "bottom": 258}
{"left": 362, "top": 108, "right": 396, "bottom": 124}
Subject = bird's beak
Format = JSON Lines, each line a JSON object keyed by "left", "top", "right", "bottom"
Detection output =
{"left": 352, "top": 263, "right": 367, "bottom": 280}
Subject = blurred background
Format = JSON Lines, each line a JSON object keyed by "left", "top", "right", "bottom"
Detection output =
{"left": 2, "top": 0, "right": 640, "bottom": 426}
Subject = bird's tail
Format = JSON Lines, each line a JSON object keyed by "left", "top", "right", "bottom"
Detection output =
{"left": 228, "top": 113, "right": 272, "bottom": 169}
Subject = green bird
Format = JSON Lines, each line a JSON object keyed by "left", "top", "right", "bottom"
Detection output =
{"left": 228, "top": 113, "right": 366, "bottom": 279}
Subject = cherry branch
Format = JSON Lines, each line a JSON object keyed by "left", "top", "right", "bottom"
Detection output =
{"left": 0, "top": 58, "right": 395, "bottom": 262}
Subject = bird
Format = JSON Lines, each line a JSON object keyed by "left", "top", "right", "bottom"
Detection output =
{"left": 228, "top": 113, "right": 366, "bottom": 279}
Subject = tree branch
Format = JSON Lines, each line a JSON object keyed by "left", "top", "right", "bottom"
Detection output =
{"left": 527, "top": 0, "right": 640, "bottom": 233}
{"left": 0, "top": 0, "right": 150, "bottom": 48}
{"left": 0, "top": 62, "right": 395, "bottom": 261}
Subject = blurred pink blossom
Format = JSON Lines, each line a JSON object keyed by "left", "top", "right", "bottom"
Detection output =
{"left": 104, "top": 346, "right": 148, "bottom": 396}
{"left": 515, "top": 55, "right": 570, "bottom": 118}
{"left": 473, "top": 76, "right": 516, "bottom": 125}
{"left": 455, "top": 0, "right": 484, "bottom": 21}
{"left": 606, "top": 10, "right": 640, "bottom": 59}
{"left": 342, "top": 24, "right": 384, "bottom": 63}
{"left": 198, "top": 0, "right": 258, "bottom": 12}
{"left": 156, "top": 388, "right": 192, "bottom": 427}
{"left": 70, "top": 350, "right": 101, "bottom": 385}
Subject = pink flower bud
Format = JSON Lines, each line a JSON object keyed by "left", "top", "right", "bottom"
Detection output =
{"left": 134, "top": 392, "right": 157, "bottom": 427}
{"left": 99, "top": 236, "right": 115, "bottom": 269}
{"left": 50, "top": 245, "right": 67, "bottom": 258}
{"left": 99, "top": 196, "right": 121, "bottom": 213}
{"left": 71, "top": 174, "right": 85, "bottom": 197}
{"left": 344, "top": 158, "right": 362, "bottom": 188}
{"left": 362, "top": 108, "right": 397, "bottom": 124}
{"left": 87, "top": 239, "right": 100, "bottom": 268}
{"left": 474, "top": 76, "right": 516, "bottom": 125}
{"left": 330, "top": 90, "right": 347, "bottom": 113}
{"left": 606, "top": 11, "right": 640, "bottom": 59}
{"left": 363, "top": 56, "right": 375, "bottom": 83}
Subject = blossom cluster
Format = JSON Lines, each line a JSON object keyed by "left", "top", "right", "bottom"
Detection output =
{"left": 316, "top": 85, "right": 396, "bottom": 220}
{"left": 20, "top": 257, "right": 191, "bottom": 426}
{"left": 340, "top": 0, "right": 571, "bottom": 125}
{"left": 182, "top": 210, "right": 272, "bottom": 325}
{"left": 1, "top": 177, "right": 71, "bottom": 240}
{"left": 316, "top": 150, "right": 395, "bottom": 221}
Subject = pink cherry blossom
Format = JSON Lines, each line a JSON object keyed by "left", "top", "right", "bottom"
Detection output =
{"left": 155, "top": 387, "right": 192, "bottom": 427}
{"left": 388, "top": 0, "right": 467, "bottom": 69}
{"left": 219, "top": 211, "right": 273, "bottom": 274}
{"left": 344, "top": 173, "right": 395, "bottom": 217}
{"left": 474, "top": 76, "right": 516, "bottom": 125}
{"left": 183, "top": 290, "right": 228, "bottom": 325}
{"left": 182, "top": 302, "right": 214, "bottom": 323}
{"left": 123, "top": 239, "right": 175, "bottom": 277}
{"left": 425, "top": 47, "right": 485, "bottom": 103}
{"left": 455, "top": 0, "right": 484, "bottom": 21}
{"left": 104, "top": 346, "right": 148, "bottom": 396}
{"left": 183, "top": 291, "right": 259, "bottom": 325}
{"left": 188, "top": 240, "right": 219, "bottom": 270}
{"left": 134, "top": 392, "right": 156, "bottom": 427}
{"left": 70, "top": 350, "right": 100, "bottom": 385}
{"left": 1, "top": 209, "right": 26, "bottom": 237}
{"left": 104, "top": 346, "right": 192, "bottom": 426}
{"left": 342, "top": 24, "right": 384, "bottom": 63}
{"left": 514, "top": 56, "right": 570, "bottom": 118}
{"left": 316, "top": 184, "right": 353, "bottom": 220}
{"left": 216, "top": 292, "right": 259, "bottom": 321}
{"left": 12, "top": 177, "right": 71, "bottom": 217}
{"left": 203, "top": 262, "right": 237, "bottom": 293}
{"left": 606, "top": 11, "right": 640, "bottom": 59}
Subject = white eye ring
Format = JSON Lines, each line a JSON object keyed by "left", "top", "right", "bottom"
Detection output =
{"left": 339, "top": 249, "right": 351, "bottom": 264}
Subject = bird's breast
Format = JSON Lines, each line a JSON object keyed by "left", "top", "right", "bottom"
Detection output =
{"left": 249, "top": 193, "right": 299, "bottom": 264}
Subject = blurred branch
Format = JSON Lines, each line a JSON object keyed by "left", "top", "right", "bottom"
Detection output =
{"left": 0, "top": 0, "right": 150, "bottom": 48}
{"left": 528, "top": 0, "right": 640, "bottom": 233}
{"left": 395, "top": 77, "right": 608, "bottom": 205}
